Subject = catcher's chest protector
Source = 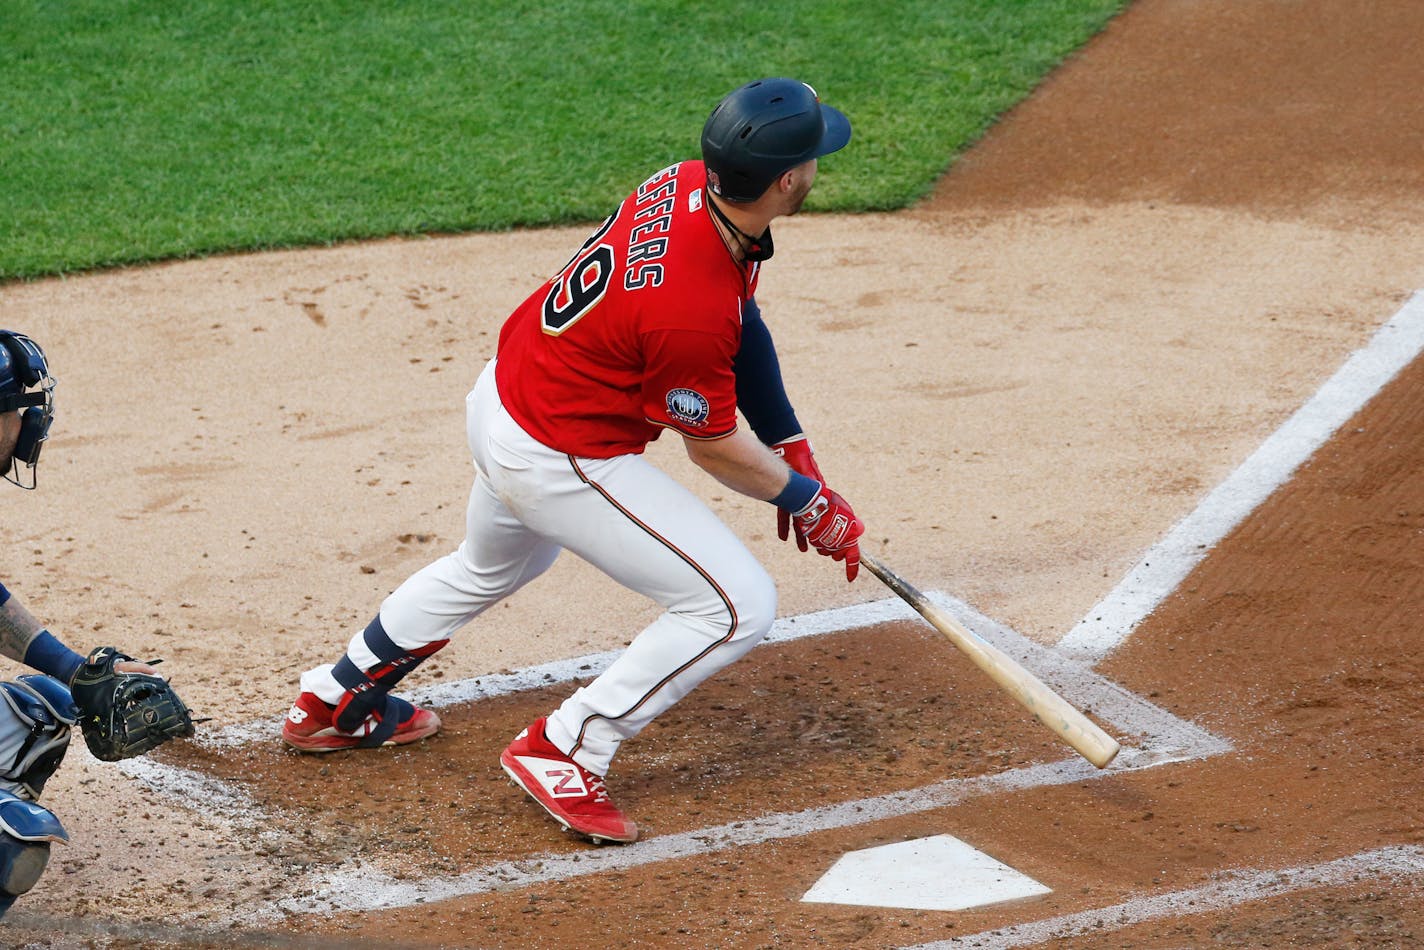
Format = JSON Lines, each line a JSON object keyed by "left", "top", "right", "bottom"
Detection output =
{"left": 0, "top": 675, "right": 76, "bottom": 801}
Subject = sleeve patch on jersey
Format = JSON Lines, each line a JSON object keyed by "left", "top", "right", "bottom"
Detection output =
{"left": 665, "top": 388, "right": 711, "bottom": 428}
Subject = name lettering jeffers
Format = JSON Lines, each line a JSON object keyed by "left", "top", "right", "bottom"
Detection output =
{"left": 625, "top": 164, "right": 679, "bottom": 291}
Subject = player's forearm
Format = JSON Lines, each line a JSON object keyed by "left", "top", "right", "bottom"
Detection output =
{"left": 0, "top": 587, "right": 45, "bottom": 664}
{"left": 0, "top": 582, "right": 86, "bottom": 679}
{"left": 684, "top": 428, "right": 802, "bottom": 502}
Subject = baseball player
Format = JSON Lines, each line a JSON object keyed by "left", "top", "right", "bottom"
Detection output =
{"left": 0, "top": 330, "right": 196, "bottom": 916}
{"left": 284, "top": 78, "right": 863, "bottom": 845}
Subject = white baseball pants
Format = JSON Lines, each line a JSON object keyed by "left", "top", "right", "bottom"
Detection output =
{"left": 302, "top": 359, "right": 776, "bottom": 775}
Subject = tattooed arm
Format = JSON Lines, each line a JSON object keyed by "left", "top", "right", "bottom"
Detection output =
{"left": 0, "top": 582, "right": 86, "bottom": 681}
{"left": 0, "top": 585, "right": 43, "bottom": 664}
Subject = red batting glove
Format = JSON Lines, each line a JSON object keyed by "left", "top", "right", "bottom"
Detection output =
{"left": 773, "top": 436, "right": 825, "bottom": 552}
{"left": 792, "top": 485, "right": 864, "bottom": 582}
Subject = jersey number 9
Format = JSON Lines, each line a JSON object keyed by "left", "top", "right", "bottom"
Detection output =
{"left": 542, "top": 213, "right": 619, "bottom": 335}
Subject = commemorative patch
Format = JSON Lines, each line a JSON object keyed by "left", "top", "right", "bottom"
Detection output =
{"left": 665, "top": 388, "right": 711, "bottom": 428}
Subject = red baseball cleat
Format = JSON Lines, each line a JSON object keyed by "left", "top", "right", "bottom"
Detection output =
{"left": 281, "top": 690, "right": 440, "bottom": 752}
{"left": 500, "top": 717, "right": 638, "bottom": 844}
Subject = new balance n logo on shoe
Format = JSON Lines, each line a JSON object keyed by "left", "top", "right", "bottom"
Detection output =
{"left": 517, "top": 756, "right": 589, "bottom": 798}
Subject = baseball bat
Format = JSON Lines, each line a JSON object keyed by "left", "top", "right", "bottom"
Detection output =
{"left": 859, "top": 551, "right": 1120, "bottom": 768}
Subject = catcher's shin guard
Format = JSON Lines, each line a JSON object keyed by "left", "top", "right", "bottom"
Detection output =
{"left": 332, "top": 615, "right": 447, "bottom": 734}
{"left": 0, "top": 791, "right": 68, "bottom": 918}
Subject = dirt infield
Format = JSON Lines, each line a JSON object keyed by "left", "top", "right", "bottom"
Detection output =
{"left": 5, "top": 0, "right": 1424, "bottom": 946}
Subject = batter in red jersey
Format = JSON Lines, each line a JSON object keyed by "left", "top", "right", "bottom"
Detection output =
{"left": 496, "top": 159, "right": 755, "bottom": 458}
{"left": 283, "top": 78, "right": 864, "bottom": 845}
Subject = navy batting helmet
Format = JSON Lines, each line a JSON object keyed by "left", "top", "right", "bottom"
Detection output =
{"left": 700, "top": 78, "right": 852, "bottom": 203}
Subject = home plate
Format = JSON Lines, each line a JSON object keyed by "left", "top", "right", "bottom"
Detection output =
{"left": 801, "top": 835, "right": 1051, "bottom": 911}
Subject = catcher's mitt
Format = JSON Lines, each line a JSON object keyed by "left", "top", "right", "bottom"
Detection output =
{"left": 69, "top": 646, "right": 197, "bottom": 761}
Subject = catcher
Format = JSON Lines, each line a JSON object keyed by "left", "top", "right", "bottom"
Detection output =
{"left": 0, "top": 329, "right": 197, "bottom": 917}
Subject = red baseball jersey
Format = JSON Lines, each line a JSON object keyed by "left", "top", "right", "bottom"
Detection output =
{"left": 495, "top": 161, "right": 760, "bottom": 458}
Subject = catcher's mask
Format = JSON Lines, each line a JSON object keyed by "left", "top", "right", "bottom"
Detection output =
{"left": 0, "top": 331, "right": 56, "bottom": 490}
{"left": 700, "top": 78, "right": 852, "bottom": 204}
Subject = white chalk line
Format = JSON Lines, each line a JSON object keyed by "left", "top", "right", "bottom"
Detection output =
{"left": 248, "top": 594, "right": 1226, "bottom": 917}
{"left": 275, "top": 758, "right": 1107, "bottom": 917}
{"left": 120, "top": 590, "right": 1227, "bottom": 919}
{"left": 201, "top": 596, "right": 923, "bottom": 749}
{"left": 1059, "top": 291, "right": 1424, "bottom": 664}
{"left": 204, "top": 590, "right": 1221, "bottom": 757}
{"left": 905, "top": 844, "right": 1424, "bottom": 949}
{"left": 118, "top": 755, "right": 275, "bottom": 832}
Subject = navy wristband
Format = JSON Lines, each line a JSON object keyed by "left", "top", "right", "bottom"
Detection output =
{"left": 23, "top": 630, "right": 86, "bottom": 684}
{"left": 772, "top": 471, "right": 821, "bottom": 513}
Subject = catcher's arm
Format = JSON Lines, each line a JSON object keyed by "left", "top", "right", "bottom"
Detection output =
{"left": 2, "top": 585, "right": 192, "bottom": 761}
{"left": 0, "top": 585, "right": 46, "bottom": 664}
{"left": 1, "top": 581, "right": 155, "bottom": 677}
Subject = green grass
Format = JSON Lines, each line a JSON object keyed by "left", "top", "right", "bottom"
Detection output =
{"left": 0, "top": 0, "right": 1125, "bottom": 280}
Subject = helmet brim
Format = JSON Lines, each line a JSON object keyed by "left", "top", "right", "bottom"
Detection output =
{"left": 812, "top": 104, "right": 852, "bottom": 159}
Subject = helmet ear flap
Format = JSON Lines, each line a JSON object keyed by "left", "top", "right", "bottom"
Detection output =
{"left": 13, "top": 406, "right": 52, "bottom": 467}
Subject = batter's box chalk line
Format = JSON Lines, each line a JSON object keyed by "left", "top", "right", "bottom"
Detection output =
{"left": 1059, "top": 290, "right": 1424, "bottom": 665}
{"left": 902, "top": 844, "right": 1424, "bottom": 949}
{"left": 147, "top": 591, "right": 1227, "bottom": 920}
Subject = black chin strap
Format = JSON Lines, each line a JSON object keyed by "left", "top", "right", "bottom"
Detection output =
{"left": 707, "top": 197, "right": 775, "bottom": 262}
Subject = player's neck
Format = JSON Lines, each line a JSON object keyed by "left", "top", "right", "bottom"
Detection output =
{"left": 707, "top": 194, "right": 774, "bottom": 262}
{"left": 710, "top": 193, "right": 772, "bottom": 233}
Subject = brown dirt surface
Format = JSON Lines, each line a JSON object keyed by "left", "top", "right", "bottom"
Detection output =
{"left": 4, "top": 0, "right": 1424, "bottom": 947}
